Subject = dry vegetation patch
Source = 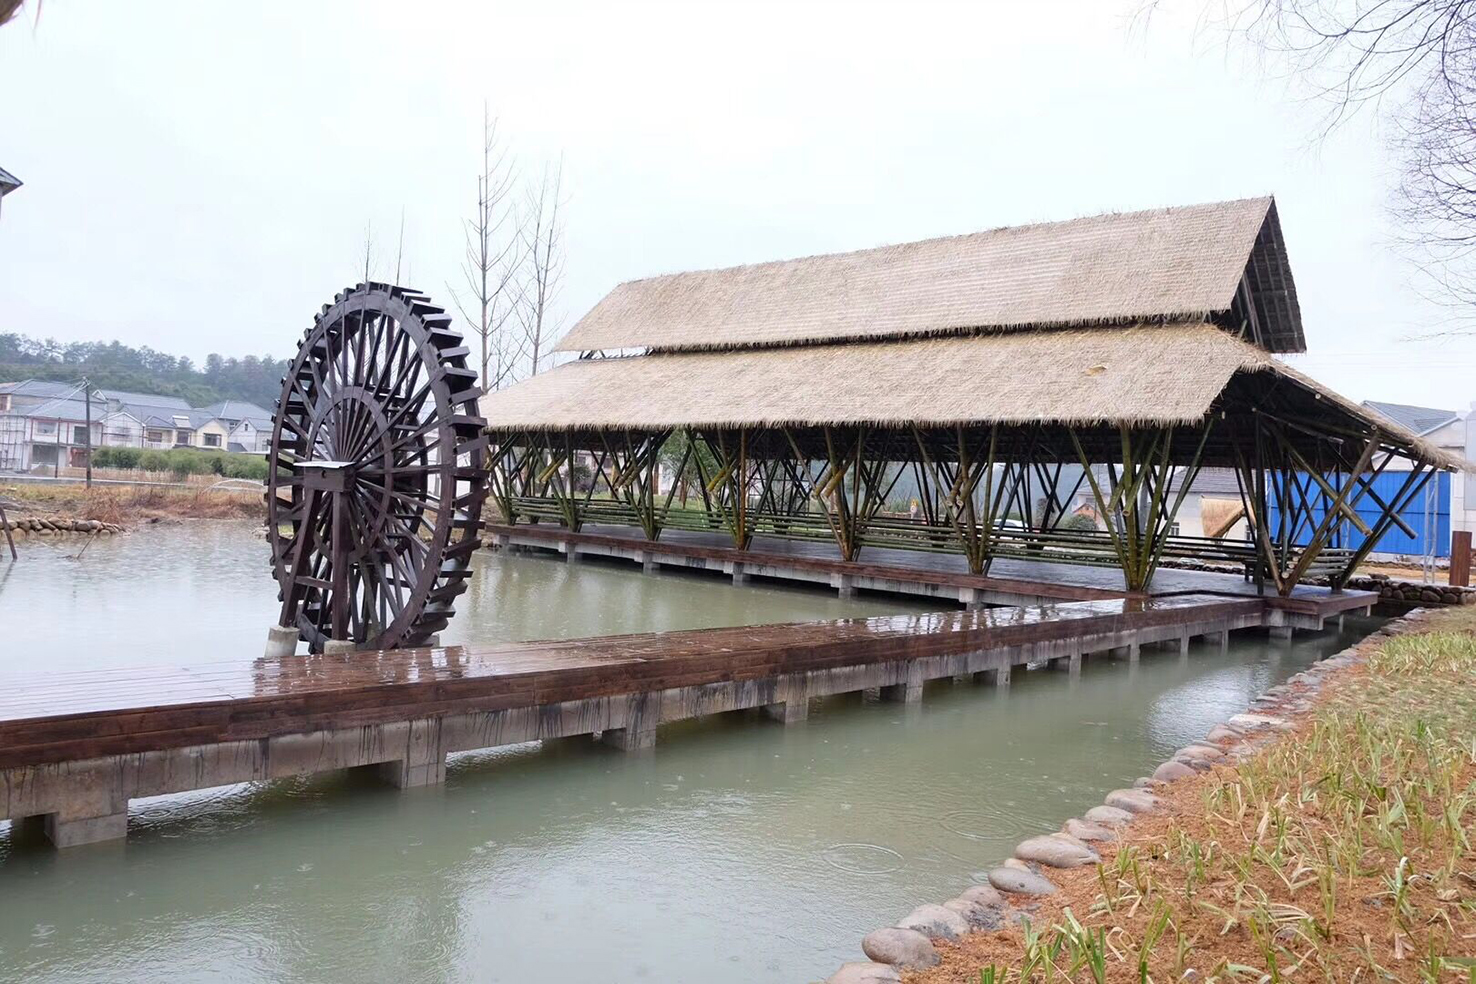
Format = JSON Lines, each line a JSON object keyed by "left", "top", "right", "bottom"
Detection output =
{"left": 3, "top": 483, "right": 262, "bottom": 524}
{"left": 910, "top": 611, "right": 1476, "bottom": 983}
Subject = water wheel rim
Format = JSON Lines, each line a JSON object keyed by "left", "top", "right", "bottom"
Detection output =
{"left": 266, "top": 283, "right": 486, "bottom": 653}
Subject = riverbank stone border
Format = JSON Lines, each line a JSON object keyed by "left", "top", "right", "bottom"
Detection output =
{"left": 821, "top": 609, "right": 1435, "bottom": 984}
{"left": 4, "top": 516, "right": 124, "bottom": 535}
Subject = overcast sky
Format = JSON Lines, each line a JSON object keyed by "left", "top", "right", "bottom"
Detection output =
{"left": 2, "top": 0, "right": 1473, "bottom": 410}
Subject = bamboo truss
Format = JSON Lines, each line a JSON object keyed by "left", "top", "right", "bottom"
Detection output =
{"left": 486, "top": 413, "right": 1442, "bottom": 596}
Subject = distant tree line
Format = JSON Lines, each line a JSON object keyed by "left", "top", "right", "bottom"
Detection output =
{"left": 0, "top": 332, "right": 290, "bottom": 408}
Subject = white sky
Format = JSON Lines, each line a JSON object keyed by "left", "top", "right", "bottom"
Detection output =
{"left": 2, "top": 0, "right": 1473, "bottom": 411}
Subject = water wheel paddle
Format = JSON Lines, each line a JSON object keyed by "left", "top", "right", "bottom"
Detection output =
{"left": 267, "top": 283, "right": 487, "bottom": 653}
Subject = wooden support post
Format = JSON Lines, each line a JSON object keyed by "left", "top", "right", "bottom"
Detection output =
{"left": 1452, "top": 530, "right": 1472, "bottom": 587}
{"left": 0, "top": 500, "right": 15, "bottom": 561}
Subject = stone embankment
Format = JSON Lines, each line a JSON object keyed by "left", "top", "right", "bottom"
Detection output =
{"left": 1156, "top": 561, "right": 1476, "bottom": 608}
{"left": 1343, "top": 574, "right": 1476, "bottom": 606}
{"left": 3, "top": 516, "right": 125, "bottom": 536}
{"left": 820, "top": 615, "right": 1424, "bottom": 984}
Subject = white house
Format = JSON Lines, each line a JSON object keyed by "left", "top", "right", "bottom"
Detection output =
{"left": 0, "top": 393, "right": 106, "bottom": 472}
{"left": 101, "top": 409, "right": 144, "bottom": 448}
{"left": 199, "top": 400, "right": 274, "bottom": 454}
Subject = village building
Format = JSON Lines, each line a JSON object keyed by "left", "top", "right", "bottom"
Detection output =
{"left": 0, "top": 381, "right": 267, "bottom": 473}
{"left": 0, "top": 382, "right": 105, "bottom": 471}
{"left": 198, "top": 399, "right": 274, "bottom": 453}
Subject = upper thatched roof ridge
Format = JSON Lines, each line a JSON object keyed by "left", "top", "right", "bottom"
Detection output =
{"left": 556, "top": 196, "right": 1305, "bottom": 355}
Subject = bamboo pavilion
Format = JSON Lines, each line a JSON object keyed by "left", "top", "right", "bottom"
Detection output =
{"left": 479, "top": 197, "right": 1458, "bottom": 595}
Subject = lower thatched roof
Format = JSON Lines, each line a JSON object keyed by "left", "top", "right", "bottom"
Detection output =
{"left": 485, "top": 322, "right": 1270, "bottom": 429}
{"left": 480, "top": 322, "right": 1461, "bottom": 469}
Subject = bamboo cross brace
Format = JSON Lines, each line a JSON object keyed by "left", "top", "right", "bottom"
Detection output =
{"left": 1232, "top": 438, "right": 1290, "bottom": 595}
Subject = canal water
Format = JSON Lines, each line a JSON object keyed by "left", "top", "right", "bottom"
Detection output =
{"left": 0, "top": 521, "right": 1377, "bottom": 983}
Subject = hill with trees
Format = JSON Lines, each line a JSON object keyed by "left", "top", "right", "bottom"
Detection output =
{"left": 0, "top": 332, "right": 290, "bottom": 409}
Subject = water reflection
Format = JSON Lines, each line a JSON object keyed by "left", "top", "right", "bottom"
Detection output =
{"left": 0, "top": 521, "right": 931, "bottom": 677}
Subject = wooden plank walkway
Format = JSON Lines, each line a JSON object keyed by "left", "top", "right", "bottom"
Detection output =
{"left": 488, "top": 523, "right": 1373, "bottom": 617}
{"left": 0, "top": 594, "right": 1255, "bottom": 769}
{"left": 0, "top": 586, "right": 1373, "bottom": 848}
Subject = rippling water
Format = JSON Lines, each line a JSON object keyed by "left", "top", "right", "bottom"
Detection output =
{"left": 0, "top": 521, "right": 1376, "bottom": 983}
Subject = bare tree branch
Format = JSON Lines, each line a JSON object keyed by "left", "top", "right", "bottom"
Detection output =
{"left": 515, "top": 155, "right": 567, "bottom": 377}
{"left": 1177, "top": 0, "right": 1476, "bottom": 328}
{"left": 449, "top": 102, "right": 525, "bottom": 393}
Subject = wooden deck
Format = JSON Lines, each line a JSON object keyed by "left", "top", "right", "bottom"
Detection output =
{"left": 0, "top": 593, "right": 1269, "bottom": 769}
{"left": 488, "top": 523, "right": 1374, "bottom": 618}
{"left": 0, "top": 585, "right": 1355, "bottom": 848}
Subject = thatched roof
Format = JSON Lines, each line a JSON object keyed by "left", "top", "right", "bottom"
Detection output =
{"left": 483, "top": 323, "right": 1459, "bottom": 468}
{"left": 490, "top": 322, "right": 1267, "bottom": 429}
{"left": 556, "top": 197, "right": 1304, "bottom": 355}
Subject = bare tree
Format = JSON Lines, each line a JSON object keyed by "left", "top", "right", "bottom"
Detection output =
{"left": 394, "top": 208, "right": 407, "bottom": 286}
{"left": 450, "top": 104, "right": 523, "bottom": 393}
{"left": 360, "top": 221, "right": 378, "bottom": 284}
{"left": 1181, "top": 0, "right": 1476, "bottom": 326}
{"left": 516, "top": 156, "right": 567, "bottom": 376}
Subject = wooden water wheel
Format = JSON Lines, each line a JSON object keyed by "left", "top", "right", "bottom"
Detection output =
{"left": 266, "top": 283, "right": 487, "bottom": 653}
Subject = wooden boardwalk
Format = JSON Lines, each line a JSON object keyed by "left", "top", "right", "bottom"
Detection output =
{"left": 488, "top": 523, "right": 1372, "bottom": 616}
{"left": 0, "top": 583, "right": 1369, "bottom": 848}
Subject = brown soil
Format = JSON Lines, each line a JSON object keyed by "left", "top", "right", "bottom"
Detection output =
{"left": 2, "top": 482, "right": 263, "bottom": 526}
{"left": 906, "top": 609, "right": 1476, "bottom": 983}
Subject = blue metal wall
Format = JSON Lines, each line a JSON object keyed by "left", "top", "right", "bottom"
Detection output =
{"left": 1267, "top": 470, "right": 1450, "bottom": 558}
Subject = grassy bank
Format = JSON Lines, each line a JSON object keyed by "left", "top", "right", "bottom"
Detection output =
{"left": 912, "top": 609, "right": 1476, "bottom": 983}
{"left": 2, "top": 482, "right": 263, "bottom": 524}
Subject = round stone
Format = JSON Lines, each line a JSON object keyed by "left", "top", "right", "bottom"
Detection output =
{"left": 1204, "top": 724, "right": 1240, "bottom": 743}
{"left": 987, "top": 866, "right": 1058, "bottom": 896}
{"left": 959, "top": 883, "right": 1006, "bottom": 907}
{"left": 1105, "top": 788, "right": 1161, "bottom": 814}
{"left": 861, "top": 927, "right": 939, "bottom": 969}
{"left": 943, "top": 896, "right": 1005, "bottom": 930}
{"left": 1084, "top": 804, "right": 1135, "bottom": 826}
{"left": 1063, "top": 818, "right": 1117, "bottom": 842}
{"left": 1152, "top": 760, "right": 1197, "bottom": 782}
{"left": 827, "top": 960, "right": 903, "bottom": 984}
{"left": 1015, "top": 834, "right": 1100, "bottom": 868}
{"left": 895, "top": 903, "right": 969, "bottom": 941}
